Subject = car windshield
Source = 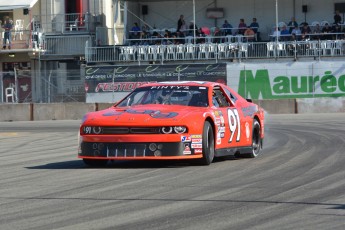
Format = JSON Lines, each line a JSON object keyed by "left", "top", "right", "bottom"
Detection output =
{"left": 116, "top": 86, "right": 209, "bottom": 107}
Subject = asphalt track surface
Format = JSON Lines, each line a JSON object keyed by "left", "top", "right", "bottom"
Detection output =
{"left": 0, "top": 114, "right": 344, "bottom": 230}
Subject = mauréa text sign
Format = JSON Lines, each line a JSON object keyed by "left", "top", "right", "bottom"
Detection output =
{"left": 237, "top": 69, "right": 345, "bottom": 99}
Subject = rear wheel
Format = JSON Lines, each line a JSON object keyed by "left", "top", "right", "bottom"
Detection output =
{"left": 83, "top": 158, "right": 108, "bottom": 167}
{"left": 248, "top": 119, "right": 261, "bottom": 158}
{"left": 199, "top": 121, "right": 215, "bottom": 165}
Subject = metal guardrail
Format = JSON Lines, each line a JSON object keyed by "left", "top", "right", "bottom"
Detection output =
{"left": 85, "top": 40, "right": 345, "bottom": 63}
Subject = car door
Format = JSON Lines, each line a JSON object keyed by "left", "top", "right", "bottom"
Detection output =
{"left": 211, "top": 86, "right": 248, "bottom": 149}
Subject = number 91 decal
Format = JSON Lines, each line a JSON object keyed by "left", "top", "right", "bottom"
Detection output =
{"left": 227, "top": 108, "right": 241, "bottom": 143}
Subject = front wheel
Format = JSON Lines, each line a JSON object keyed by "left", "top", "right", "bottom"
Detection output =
{"left": 199, "top": 121, "right": 215, "bottom": 165}
{"left": 83, "top": 158, "right": 108, "bottom": 167}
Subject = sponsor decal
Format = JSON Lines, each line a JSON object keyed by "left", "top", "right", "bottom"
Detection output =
{"left": 95, "top": 82, "right": 149, "bottom": 92}
{"left": 191, "top": 134, "right": 202, "bottom": 138}
{"left": 191, "top": 144, "right": 202, "bottom": 148}
{"left": 183, "top": 144, "right": 191, "bottom": 155}
{"left": 238, "top": 69, "right": 345, "bottom": 99}
{"left": 227, "top": 108, "right": 241, "bottom": 143}
{"left": 102, "top": 109, "right": 178, "bottom": 118}
{"left": 181, "top": 136, "right": 192, "bottom": 142}
{"left": 217, "top": 137, "right": 222, "bottom": 145}
{"left": 245, "top": 122, "right": 250, "bottom": 141}
{"left": 242, "top": 105, "right": 258, "bottom": 117}
{"left": 191, "top": 138, "right": 202, "bottom": 143}
{"left": 194, "top": 149, "right": 202, "bottom": 153}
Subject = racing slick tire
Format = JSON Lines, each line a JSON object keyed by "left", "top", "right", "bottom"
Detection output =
{"left": 83, "top": 158, "right": 108, "bottom": 167}
{"left": 199, "top": 121, "right": 215, "bottom": 165}
{"left": 245, "top": 119, "right": 262, "bottom": 158}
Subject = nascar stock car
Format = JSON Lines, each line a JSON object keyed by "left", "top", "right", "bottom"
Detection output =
{"left": 78, "top": 81, "right": 265, "bottom": 166}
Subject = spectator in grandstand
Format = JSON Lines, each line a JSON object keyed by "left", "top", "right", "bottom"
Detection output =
{"left": 301, "top": 23, "right": 311, "bottom": 34}
{"left": 142, "top": 23, "right": 150, "bottom": 34}
{"left": 332, "top": 23, "right": 342, "bottom": 39}
{"left": 188, "top": 20, "right": 198, "bottom": 36}
{"left": 321, "top": 23, "right": 333, "bottom": 40}
{"left": 196, "top": 27, "right": 205, "bottom": 43}
{"left": 334, "top": 10, "right": 342, "bottom": 24}
{"left": 0, "top": 20, "right": 3, "bottom": 44}
{"left": 271, "top": 26, "right": 280, "bottom": 41}
{"left": 287, "top": 17, "right": 298, "bottom": 33}
{"left": 291, "top": 25, "right": 301, "bottom": 39}
{"left": 130, "top": 22, "right": 141, "bottom": 39}
{"left": 213, "top": 27, "right": 222, "bottom": 43}
{"left": 175, "top": 31, "right": 185, "bottom": 44}
{"left": 244, "top": 26, "right": 255, "bottom": 42}
{"left": 249, "top": 17, "right": 260, "bottom": 41}
{"left": 177, "top": 15, "right": 185, "bottom": 32}
{"left": 222, "top": 20, "right": 233, "bottom": 35}
{"left": 2, "top": 17, "right": 12, "bottom": 49}
{"left": 179, "top": 20, "right": 187, "bottom": 36}
{"left": 237, "top": 18, "right": 247, "bottom": 35}
{"left": 201, "top": 26, "right": 211, "bottom": 36}
{"left": 312, "top": 23, "right": 322, "bottom": 34}
{"left": 280, "top": 25, "right": 290, "bottom": 41}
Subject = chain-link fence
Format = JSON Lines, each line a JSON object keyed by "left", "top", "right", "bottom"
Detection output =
{"left": 1, "top": 68, "right": 86, "bottom": 103}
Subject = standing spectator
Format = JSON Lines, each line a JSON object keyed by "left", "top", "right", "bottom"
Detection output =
{"left": 334, "top": 10, "right": 342, "bottom": 24}
{"left": 179, "top": 20, "right": 187, "bottom": 36}
{"left": 2, "top": 17, "right": 12, "bottom": 49}
{"left": 287, "top": 17, "right": 298, "bottom": 33}
{"left": 250, "top": 17, "right": 260, "bottom": 41}
{"left": 238, "top": 18, "right": 247, "bottom": 35}
{"left": 249, "top": 18, "right": 259, "bottom": 32}
{"left": 222, "top": 20, "right": 233, "bottom": 35}
{"left": 177, "top": 15, "right": 185, "bottom": 32}
{"left": 0, "top": 20, "right": 3, "bottom": 45}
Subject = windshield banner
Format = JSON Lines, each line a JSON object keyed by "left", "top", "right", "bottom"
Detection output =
{"left": 85, "top": 64, "right": 226, "bottom": 94}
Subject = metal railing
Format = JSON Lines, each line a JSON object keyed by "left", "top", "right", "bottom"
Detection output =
{"left": 32, "top": 13, "right": 94, "bottom": 34}
{"left": 85, "top": 39, "right": 345, "bottom": 63}
{"left": 42, "top": 35, "right": 93, "bottom": 56}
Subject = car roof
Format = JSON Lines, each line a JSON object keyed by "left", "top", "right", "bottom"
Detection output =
{"left": 139, "top": 81, "right": 220, "bottom": 88}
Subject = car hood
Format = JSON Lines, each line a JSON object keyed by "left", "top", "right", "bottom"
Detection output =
{"left": 82, "top": 104, "right": 206, "bottom": 126}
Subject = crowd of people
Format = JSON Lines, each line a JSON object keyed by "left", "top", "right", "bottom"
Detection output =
{"left": 128, "top": 11, "right": 345, "bottom": 46}
{"left": 128, "top": 15, "right": 262, "bottom": 46}
{"left": 271, "top": 11, "right": 345, "bottom": 42}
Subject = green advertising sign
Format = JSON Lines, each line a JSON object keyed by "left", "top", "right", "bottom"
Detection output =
{"left": 238, "top": 69, "right": 345, "bottom": 99}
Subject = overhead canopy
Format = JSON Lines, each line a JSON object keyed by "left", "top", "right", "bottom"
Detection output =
{"left": 0, "top": 0, "right": 38, "bottom": 10}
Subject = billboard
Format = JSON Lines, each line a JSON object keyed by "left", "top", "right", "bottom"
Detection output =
{"left": 85, "top": 63, "right": 227, "bottom": 103}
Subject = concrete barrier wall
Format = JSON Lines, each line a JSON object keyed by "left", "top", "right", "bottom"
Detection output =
{"left": 0, "top": 98, "right": 344, "bottom": 121}
{"left": 0, "top": 104, "right": 32, "bottom": 121}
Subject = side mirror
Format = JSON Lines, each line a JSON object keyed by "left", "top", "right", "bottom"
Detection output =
{"left": 246, "top": 98, "right": 253, "bottom": 103}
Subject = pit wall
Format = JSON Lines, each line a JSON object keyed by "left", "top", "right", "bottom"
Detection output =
{"left": 0, "top": 98, "right": 344, "bottom": 121}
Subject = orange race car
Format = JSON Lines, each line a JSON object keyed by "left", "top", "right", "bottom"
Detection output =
{"left": 78, "top": 81, "right": 265, "bottom": 166}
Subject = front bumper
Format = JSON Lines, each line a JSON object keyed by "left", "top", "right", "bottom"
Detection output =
{"left": 79, "top": 141, "right": 202, "bottom": 160}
